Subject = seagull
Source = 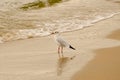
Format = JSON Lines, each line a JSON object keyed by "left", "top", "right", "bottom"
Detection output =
{"left": 52, "top": 32, "right": 75, "bottom": 57}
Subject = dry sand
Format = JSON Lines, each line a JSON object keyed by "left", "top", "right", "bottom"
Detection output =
{"left": 0, "top": 11, "right": 120, "bottom": 80}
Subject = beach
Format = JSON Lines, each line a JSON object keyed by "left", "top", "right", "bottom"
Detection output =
{"left": 72, "top": 46, "right": 120, "bottom": 80}
{"left": 0, "top": 12, "right": 120, "bottom": 80}
{"left": 0, "top": 0, "right": 120, "bottom": 80}
{"left": 72, "top": 30, "right": 120, "bottom": 80}
{"left": 71, "top": 11, "right": 120, "bottom": 80}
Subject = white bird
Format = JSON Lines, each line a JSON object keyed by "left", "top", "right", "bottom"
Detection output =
{"left": 53, "top": 32, "right": 75, "bottom": 57}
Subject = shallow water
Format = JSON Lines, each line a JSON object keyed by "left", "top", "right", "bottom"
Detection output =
{"left": 0, "top": 0, "right": 120, "bottom": 43}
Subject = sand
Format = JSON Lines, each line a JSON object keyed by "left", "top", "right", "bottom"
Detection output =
{"left": 107, "top": 29, "right": 120, "bottom": 40}
{"left": 71, "top": 13, "right": 120, "bottom": 80}
{"left": 0, "top": 10, "right": 120, "bottom": 80}
{"left": 72, "top": 31, "right": 120, "bottom": 80}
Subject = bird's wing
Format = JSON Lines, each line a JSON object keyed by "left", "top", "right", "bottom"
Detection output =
{"left": 56, "top": 37, "right": 69, "bottom": 47}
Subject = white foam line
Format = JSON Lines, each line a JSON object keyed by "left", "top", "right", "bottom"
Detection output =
{"left": 0, "top": 12, "right": 120, "bottom": 44}
{"left": 92, "top": 12, "right": 120, "bottom": 24}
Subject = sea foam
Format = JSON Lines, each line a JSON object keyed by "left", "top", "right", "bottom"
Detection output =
{"left": 0, "top": 12, "right": 120, "bottom": 43}
{"left": 0, "top": 0, "right": 120, "bottom": 43}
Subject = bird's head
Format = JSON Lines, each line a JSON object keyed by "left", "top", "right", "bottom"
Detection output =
{"left": 51, "top": 31, "right": 61, "bottom": 37}
{"left": 51, "top": 31, "right": 60, "bottom": 34}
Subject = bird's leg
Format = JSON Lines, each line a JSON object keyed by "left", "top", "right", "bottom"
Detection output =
{"left": 58, "top": 46, "right": 60, "bottom": 53}
{"left": 58, "top": 46, "right": 61, "bottom": 58}
{"left": 61, "top": 46, "right": 64, "bottom": 57}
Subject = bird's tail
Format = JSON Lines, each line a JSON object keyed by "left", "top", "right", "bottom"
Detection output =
{"left": 69, "top": 45, "right": 75, "bottom": 50}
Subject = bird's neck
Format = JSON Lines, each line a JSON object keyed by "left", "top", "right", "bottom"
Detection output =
{"left": 54, "top": 33, "right": 60, "bottom": 38}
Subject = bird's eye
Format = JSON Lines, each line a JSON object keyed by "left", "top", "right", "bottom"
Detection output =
{"left": 51, "top": 32, "right": 55, "bottom": 34}
{"left": 55, "top": 31, "right": 59, "bottom": 33}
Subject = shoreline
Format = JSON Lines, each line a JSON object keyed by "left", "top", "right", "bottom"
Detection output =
{"left": 0, "top": 12, "right": 120, "bottom": 44}
{"left": 0, "top": 9, "right": 120, "bottom": 80}
{"left": 71, "top": 19, "right": 120, "bottom": 80}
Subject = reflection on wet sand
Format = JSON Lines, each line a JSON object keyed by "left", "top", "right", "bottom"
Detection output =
{"left": 57, "top": 56, "right": 76, "bottom": 76}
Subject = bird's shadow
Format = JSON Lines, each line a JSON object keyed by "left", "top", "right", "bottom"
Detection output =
{"left": 57, "top": 55, "right": 76, "bottom": 76}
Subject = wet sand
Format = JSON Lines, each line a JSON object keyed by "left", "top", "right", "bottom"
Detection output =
{"left": 107, "top": 29, "right": 120, "bottom": 40}
{"left": 72, "top": 46, "right": 120, "bottom": 80}
{"left": 72, "top": 24, "right": 120, "bottom": 80}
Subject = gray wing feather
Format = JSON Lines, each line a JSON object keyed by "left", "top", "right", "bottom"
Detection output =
{"left": 56, "top": 37, "right": 69, "bottom": 47}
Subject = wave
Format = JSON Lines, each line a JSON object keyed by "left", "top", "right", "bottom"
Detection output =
{"left": 0, "top": 0, "right": 120, "bottom": 43}
{"left": 0, "top": 12, "right": 120, "bottom": 43}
